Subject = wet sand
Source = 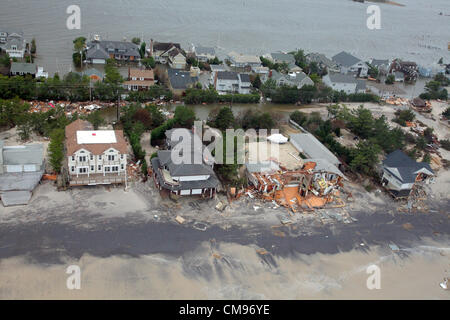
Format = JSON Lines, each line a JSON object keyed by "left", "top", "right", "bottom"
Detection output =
{"left": 0, "top": 240, "right": 448, "bottom": 299}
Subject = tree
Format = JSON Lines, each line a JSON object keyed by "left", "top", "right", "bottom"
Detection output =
{"left": 252, "top": 75, "right": 262, "bottom": 89}
{"left": 385, "top": 74, "right": 395, "bottom": 85}
{"left": 260, "top": 78, "right": 277, "bottom": 98}
{"left": 291, "top": 49, "right": 307, "bottom": 69}
{"left": 211, "top": 106, "right": 235, "bottom": 131}
{"left": 349, "top": 105, "right": 374, "bottom": 139}
{"left": 30, "top": 38, "right": 37, "bottom": 55}
{"left": 174, "top": 105, "right": 196, "bottom": 128}
{"left": 131, "top": 37, "right": 141, "bottom": 45}
{"left": 132, "top": 108, "right": 153, "bottom": 129}
{"left": 290, "top": 110, "right": 308, "bottom": 126}
{"left": 141, "top": 57, "right": 156, "bottom": 69}
{"left": 298, "top": 85, "right": 317, "bottom": 104}
{"left": 271, "top": 85, "right": 300, "bottom": 104}
{"left": 86, "top": 110, "right": 105, "bottom": 129}
{"left": 72, "top": 37, "right": 86, "bottom": 67}
{"left": 443, "top": 106, "right": 450, "bottom": 120}
{"left": 139, "top": 42, "right": 146, "bottom": 59}
{"left": 48, "top": 128, "right": 65, "bottom": 173}
{"left": 438, "top": 57, "right": 443, "bottom": 65}
{"left": 350, "top": 141, "right": 381, "bottom": 174}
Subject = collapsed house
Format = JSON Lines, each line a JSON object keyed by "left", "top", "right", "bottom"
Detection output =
{"left": 411, "top": 97, "right": 432, "bottom": 113}
{"left": 151, "top": 128, "right": 220, "bottom": 198}
{"left": 380, "top": 150, "right": 434, "bottom": 198}
{"left": 245, "top": 158, "right": 346, "bottom": 212}
{"left": 0, "top": 141, "right": 44, "bottom": 206}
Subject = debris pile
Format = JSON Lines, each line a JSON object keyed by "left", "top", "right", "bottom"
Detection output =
{"left": 410, "top": 97, "right": 432, "bottom": 113}
{"left": 28, "top": 100, "right": 125, "bottom": 116}
{"left": 385, "top": 97, "right": 409, "bottom": 106}
{"left": 242, "top": 161, "right": 348, "bottom": 214}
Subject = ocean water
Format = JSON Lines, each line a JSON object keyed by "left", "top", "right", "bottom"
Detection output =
{"left": 0, "top": 0, "right": 449, "bottom": 75}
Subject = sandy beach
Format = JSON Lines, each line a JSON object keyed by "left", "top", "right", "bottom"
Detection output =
{"left": 0, "top": 239, "right": 449, "bottom": 299}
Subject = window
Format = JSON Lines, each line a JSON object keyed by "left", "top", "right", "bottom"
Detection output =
{"left": 108, "top": 155, "right": 115, "bottom": 161}
{"left": 121, "top": 164, "right": 124, "bottom": 170}
{"left": 105, "top": 167, "right": 110, "bottom": 172}
{"left": 79, "top": 156, "right": 87, "bottom": 162}
{"left": 91, "top": 165, "right": 94, "bottom": 171}
{"left": 120, "top": 154, "right": 124, "bottom": 160}
{"left": 99, "top": 155, "right": 102, "bottom": 160}
{"left": 79, "top": 168, "right": 87, "bottom": 174}
{"left": 98, "top": 165, "right": 102, "bottom": 171}
{"left": 90, "top": 155, "right": 93, "bottom": 161}
{"left": 71, "top": 166, "right": 75, "bottom": 172}
{"left": 71, "top": 156, "right": 75, "bottom": 161}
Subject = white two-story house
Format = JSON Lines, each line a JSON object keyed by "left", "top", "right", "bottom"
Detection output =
{"left": 214, "top": 71, "right": 251, "bottom": 94}
{"left": 65, "top": 120, "right": 128, "bottom": 186}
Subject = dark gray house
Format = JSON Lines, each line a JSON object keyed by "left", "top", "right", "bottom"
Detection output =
{"left": 380, "top": 150, "right": 434, "bottom": 198}
{"left": 151, "top": 128, "right": 219, "bottom": 198}
{"left": 85, "top": 40, "right": 140, "bottom": 64}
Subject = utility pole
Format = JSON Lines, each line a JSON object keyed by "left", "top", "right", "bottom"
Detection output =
{"left": 117, "top": 88, "right": 120, "bottom": 122}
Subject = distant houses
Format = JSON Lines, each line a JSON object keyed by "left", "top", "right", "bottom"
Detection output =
{"left": 149, "top": 40, "right": 186, "bottom": 69}
{"left": 65, "top": 120, "right": 128, "bottom": 186}
{"left": 323, "top": 72, "right": 366, "bottom": 94}
{"left": 306, "top": 53, "right": 339, "bottom": 73}
{"left": 266, "top": 52, "right": 301, "bottom": 72}
{"left": 192, "top": 45, "right": 216, "bottom": 63}
{"left": 369, "top": 58, "right": 390, "bottom": 76}
{"left": 227, "top": 51, "right": 261, "bottom": 69}
{"left": 10, "top": 62, "right": 37, "bottom": 77}
{"left": 214, "top": 71, "right": 251, "bottom": 94}
{"left": 167, "top": 68, "right": 199, "bottom": 96}
{"left": 332, "top": 51, "right": 368, "bottom": 78}
{"left": 0, "top": 30, "right": 27, "bottom": 59}
{"left": 270, "top": 70, "right": 314, "bottom": 89}
{"left": 85, "top": 40, "right": 140, "bottom": 64}
{"left": 389, "top": 59, "right": 418, "bottom": 82}
{"left": 123, "top": 68, "right": 155, "bottom": 91}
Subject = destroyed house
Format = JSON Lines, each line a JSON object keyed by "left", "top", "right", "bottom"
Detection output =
{"left": 151, "top": 128, "right": 219, "bottom": 198}
{"left": 244, "top": 159, "right": 346, "bottom": 212}
{"left": 0, "top": 141, "right": 44, "bottom": 206}
{"left": 380, "top": 150, "right": 434, "bottom": 198}
{"left": 65, "top": 119, "right": 128, "bottom": 186}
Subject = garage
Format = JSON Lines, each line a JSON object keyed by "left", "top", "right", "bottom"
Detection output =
{"left": 23, "top": 165, "right": 36, "bottom": 172}
{"left": 6, "top": 165, "right": 22, "bottom": 173}
{"left": 191, "top": 189, "right": 202, "bottom": 195}
{"left": 180, "top": 190, "right": 191, "bottom": 196}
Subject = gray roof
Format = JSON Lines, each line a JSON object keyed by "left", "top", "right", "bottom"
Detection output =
{"left": 4, "top": 37, "right": 24, "bottom": 50}
{"left": 2, "top": 143, "right": 44, "bottom": 166}
{"left": 86, "top": 43, "right": 109, "bottom": 60}
{"left": 0, "top": 191, "right": 32, "bottom": 207}
{"left": 217, "top": 71, "right": 239, "bottom": 81}
{"left": 271, "top": 70, "right": 312, "bottom": 86}
{"left": 332, "top": 51, "right": 362, "bottom": 68}
{"left": 151, "top": 157, "right": 219, "bottom": 191}
{"left": 306, "top": 53, "right": 336, "bottom": 68}
{"left": 210, "top": 64, "right": 230, "bottom": 72}
{"left": 195, "top": 46, "right": 215, "bottom": 56}
{"left": 327, "top": 72, "right": 358, "bottom": 84}
{"left": 246, "top": 161, "right": 280, "bottom": 173}
{"left": 239, "top": 73, "right": 250, "bottom": 83}
{"left": 290, "top": 133, "right": 341, "bottom": 166}
{"left": 10, "top": 62, "right": 36, "bottom": 74}
{"left": 0, "top": 172, "right": 43, "bottom": 192}
{"left": 167, "top": 68, "right": 198, "bottom": 89}
{"left": 86, "top": 40, "right": 140, "bottom": 59}
{"left": 371, "top": 59, "right": 389, "bottom": 68}
{"left": 382, "top": 150, "right": 434, "bottom": 183}
{"left": 270, "top": 52, "right": 295, "bottom": 64}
